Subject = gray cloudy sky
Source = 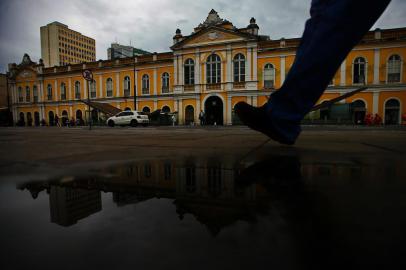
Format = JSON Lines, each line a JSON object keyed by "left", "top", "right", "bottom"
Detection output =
{"left": 0, "top": 0, "right": 405, "bottom": 73}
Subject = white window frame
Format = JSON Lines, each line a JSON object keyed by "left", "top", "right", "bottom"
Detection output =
{"left": 233, "top": 53, "right": 246, "bottom": 82}
{"left": 263, "top": 63, "right": 275, "bottom": 89}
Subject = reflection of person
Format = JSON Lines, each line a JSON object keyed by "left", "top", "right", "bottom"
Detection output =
{"left": 54, "top": 115, "right": 60, "bottom": 127}
{"left": 171, "top": 114, "right": 176, "bottom": 126}
{"left": 235, "top": 0, "right": 391, "bottom": 145}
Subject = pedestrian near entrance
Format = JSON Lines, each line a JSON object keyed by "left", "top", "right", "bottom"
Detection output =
{"left": 235, "top": 0, "right": 391, "bottom": 145}
{"left": 199, "top": 110, "right": 206, "bottom": 126}
{"left": 54, "top": 115, "right": 60, "bottom": 127}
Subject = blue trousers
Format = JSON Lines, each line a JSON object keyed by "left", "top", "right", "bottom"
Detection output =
{"left": 267, "top": 0, "right": 391, "bottom": 142}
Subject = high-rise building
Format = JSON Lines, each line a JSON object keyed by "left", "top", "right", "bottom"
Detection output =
{"left": 40, "top": 21, "right": 96, "bottom": 67}
{"left": 107, "top": 43, "right": 150, "bottom": 59}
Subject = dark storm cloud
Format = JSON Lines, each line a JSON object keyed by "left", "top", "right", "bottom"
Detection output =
{"left": 0, "top": 0, "right": 405, "bottom": 73}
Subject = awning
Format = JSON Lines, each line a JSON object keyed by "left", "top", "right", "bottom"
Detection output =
{"left": 80, "top": 100, "right": 122, "bottom": 117}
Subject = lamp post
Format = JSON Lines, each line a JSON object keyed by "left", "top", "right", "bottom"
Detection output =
{"left": 111, "top": 48, "right": 137, "bottom": 111}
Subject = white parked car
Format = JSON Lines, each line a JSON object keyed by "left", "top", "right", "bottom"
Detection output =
{"left": 106, "top": 111, "right": 149, "bottom": 127}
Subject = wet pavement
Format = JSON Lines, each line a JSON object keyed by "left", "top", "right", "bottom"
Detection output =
{"left": 1, "top": 126, "right": 406, "bottom": 270}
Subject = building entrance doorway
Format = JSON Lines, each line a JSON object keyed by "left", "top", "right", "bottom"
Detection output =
{"left": 34, "top": 112, "right": 40, "bottom": 126}
{"left": 205, "top": 96, "right": 223, "bottom": 125}
{"left": 351, "top": 100, "right": 366, "bottom": 124}
{"left": 385, "top": 99, "right": 400, "bottom": 125}
{"left": 185, "top": 105, "right": 194, "bottom": 125}
{"left": 49, "top": 111, "right": 54, "bottom": 126}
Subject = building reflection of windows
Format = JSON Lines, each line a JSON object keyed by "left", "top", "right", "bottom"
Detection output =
{"left": 185, "top": 166, "right": 196, "bottom": 193}
{"left": 208, "top": 167, "right": 222, "bottom": 197}
{"left": 144, "top": 163, "right": 152, "bottom": 178}
{"left": 164, "top": 163, "right": 172, "bottom": 181}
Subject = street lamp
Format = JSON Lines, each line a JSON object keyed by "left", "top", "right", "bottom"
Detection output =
{"left": 111, "top": 48, "right": 137, "bottom": 111}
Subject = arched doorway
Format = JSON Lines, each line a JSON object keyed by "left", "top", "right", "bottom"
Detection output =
{"left": 76, "top": 110, "right": 83, "bottom": 125}
{"left": 185, "top": 105, "right": 194, "bottom": 125}
{"left": 27, "top": 112, "right": 33, "bottom": 126}
{"left": 62, "top": 110, "right": 69, "bottom": 126}
{"left": 124, "top": 107, "right": 131, "bottom": 111}
{"left": 142, "top": 107, "right": 151, "bottom": 114}
{"left": 162, "top": 106, "right": 170, "bottom": 113}
{"left": 34, "top": 112, "right": 40, "bottom": 126}
{"left": 49, "top": 111, "right": 55, "bottom": 126}
{"left": 351, "top": 100, "right": 366, "bottom": 124}
{"left": 205, "top": 96, "right": 223, "bottom": 125}
{"left": 385, "top": 99, "right": 400, "bottom": 125}
{"left": 18, "top": 112, "right": 25, "bottom": 126}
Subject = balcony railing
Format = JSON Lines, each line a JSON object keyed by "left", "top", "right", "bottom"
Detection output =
{"left": 206, "top": 83, "right": 221, "bottom": 90}
{"left": 233, "top": 82, "right": 246, "bottom": 89}
{"left": 142, "top": 88, "right": 150, "bottom": 95}
{"left": 124, "top": 89, "right": 130, "bottom": 97}
{"left": 33, "top": 96, "right": 38, "bottom": 103}
{"left": 47, "top": 95, "right": 52, "bottom": 101}
{"left": 184, "top": 85, "right": 194, "bottom": 92}
{"left": 75, "top": 93, "right": 81, "bottom": 99}
{"left": 60, "top": 95, "right": 66, "bottom": 100}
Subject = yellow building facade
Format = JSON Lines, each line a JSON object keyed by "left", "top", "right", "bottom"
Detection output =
{"left": 7, "top": 10, "right": 406, "bottom": 126}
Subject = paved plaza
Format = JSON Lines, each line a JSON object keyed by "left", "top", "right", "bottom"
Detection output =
{"left": 1, "top": 126, "right": 406, "bottom": 270}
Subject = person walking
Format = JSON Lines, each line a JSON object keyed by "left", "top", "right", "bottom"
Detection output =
{"left": 199, "top": 110, "right": 206, "bottom": 126}
{"left": 54, "top": 114, "right": 60, "bottom": 127}
{"left": 235, "top": 0, "right": 391, "bottom": 145}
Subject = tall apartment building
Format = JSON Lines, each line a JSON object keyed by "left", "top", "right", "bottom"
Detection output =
{"left": 40, "top": 21, "right": 96, "bottom": 67}
{"left": 107, "top": 43, "right": 150, "bottom": 59}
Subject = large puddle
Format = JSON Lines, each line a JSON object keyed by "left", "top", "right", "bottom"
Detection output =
{"left": 1, "top": 154, "right": 406, "bottom": 269}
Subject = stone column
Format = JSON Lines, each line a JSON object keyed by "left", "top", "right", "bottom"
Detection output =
{"left": 373, "top": 91, "right": 379, "bottom": 114}
{"left": 116, "top": 72, "right": 120, "bottom": 97}
{"left": 178, "top": 99, "right": 183, "bottom": 125}
{"left": 373, "top": 49, "right": 380, "bottom": 84}
{"left": 153, "top": 68, "right": 157, "bottom": 95}
{"left": 280, "top": 56, "right": 286, "bottom": 85}
{"left": 246, "top": 47, "right": 252, "bottom": 82}
{"left": 340, "top": 60, "right": 346, "bottom": 86}
{"left": 227, "top": 96, "right": 232, "bottom": 125}
{"left": 99, "top": 75, "right": 103, "bottom": 98}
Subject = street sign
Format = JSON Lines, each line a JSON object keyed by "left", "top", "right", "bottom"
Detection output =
{"left": 82, "top": 69, "right": 93, "bottom": 81}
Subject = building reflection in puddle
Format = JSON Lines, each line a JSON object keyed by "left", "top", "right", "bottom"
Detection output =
{"left": 18, "top": 156, "right": 304, "bottom": 232}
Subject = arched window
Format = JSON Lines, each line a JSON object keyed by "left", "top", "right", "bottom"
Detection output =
{"left": 264, "top": 64, "right": 275, "bottom": 88}
{"left": 142, "top": 106, "right": 151, "bottom": 113}
{"left": 385, "top": 98, "right": 400, "bottom": 125}
{"left": 142, "top": 74, "right": 149, "bottom": 94}
{"left": 47, "top": 84, "right": 52, "bottom": 100}
{"left": 387, "top": 55, "right": 401, "bottom": 83}
{"left": 75, "top": 81, "right": 81, "bottom": 99}
{"left": 90, "top": 80, "right": 97, "bottom": 98}
{"left": 18, "top": 87, "right": 23, "bottom": 102}
{"left": 206, "top": 54, "right": 221, "bottom": 84}
{"left": 124, "top": 76, "right": 131, "bottom": 97}
{"left": 106, "top": 78, "right": 113, "bottom": 97}
{"left": 353, "top": 57, "right": 366, "bottom": 84}
{"left": 233, "top": 53, "right": 245, "bottom": 82}
{"left": 25, "top": 86, "right": 31, "bottom": 102}
{"left": 162, "top": 72, "right": 170, "bottom": 93}
{"left": 162, "top": 106, "right": 170, "bottom": 113}
{"left": 33, "top": 85, "right": 38, "bottom": 102}
{"left": 60, "top": 83, "right": 66, "bottom": 100}
{"left": 184, "top": 59, "right": 195, "bottom": 85}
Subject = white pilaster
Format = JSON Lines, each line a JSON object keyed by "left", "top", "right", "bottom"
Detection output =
{"left": 135, "top": 70, "right": 138, "bottom": 96}
{"left": 174, "top": 55, "right": 178, "bottom": 85}
{"left": 116, "top": 72, "right": 120, "bottom": 96}
{"left": 373, "top": 91, "right": 379, "bottom": 114}
{"left": 195, "top": 50, "right": 201, "bottom": 92}
{"left": 340, "top": 60, "right": 346, "bottom": 86}
{"left": 227, "top": 97, "right": 232, "bottom": 125}
{"left": 153, "top": 68, "right": 157, "bottom": 95}
{"left": 99, "top": 75, "right": 103, "bottom": 98}
{"left": 179, "top": 55, "right": 184, "bottom": 86}
{"left": 69, "top": 107, "right": 73, "bottom": 117}
{"left": 68, "top": 78, "right": 72, "bottom": 100}
{"left": 373, "top": 49, "right": 380, "bottom": 84}
{"left": 253, "top": 95, "right": 258, "bottom": 107}
{"left": 54, "top": 80, "right": 58, "bottom": 101}
{"left": 246, "top": 47, "right": 252, "bottom": 81}
{"left": 195, "top": 97, "right": 201, "bottom": 125}
{"left": 280, "top": 56, "right": 286, "bottom": 84}
{"left": 178, "top": 99, "right": 183, "bottom": 125}
{"left": 154, "top": 99, "right": 157, "bottom": 111}
{"left": 252, "top": 47, "right": 258, "bottom": 81}
{"left": 83, "top": 78, "right": 87, "bottom": 99}
{"left": 39, "top": 81, "right": 44, "bottom": 102}
{"left": 226, "top": 46, "right": 232, "bottom": 83}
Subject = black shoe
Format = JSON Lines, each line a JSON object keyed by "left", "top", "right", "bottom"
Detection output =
{"left": 234, "top": 101, "right": 295, "bottom": 145}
